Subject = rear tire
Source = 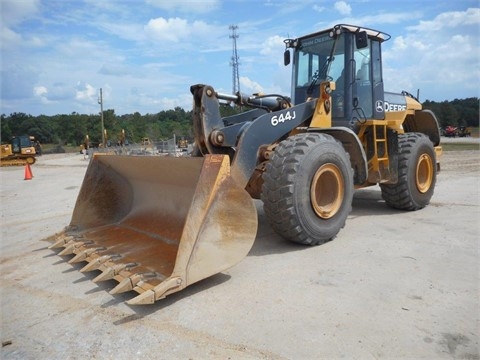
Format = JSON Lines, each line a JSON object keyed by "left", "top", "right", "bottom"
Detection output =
{"left": 261, "top": 133, "right": 354, "bottom": 245}
{"left": 380, "top": 133, "right": 436, "bottom": 210}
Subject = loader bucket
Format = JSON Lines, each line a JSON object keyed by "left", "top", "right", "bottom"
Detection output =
{"left": 49, "top": 154, "right": 258, "bottom": 304}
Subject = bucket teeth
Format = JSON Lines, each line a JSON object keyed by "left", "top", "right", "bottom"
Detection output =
{"left": 127, "top": 277, "right": 182, "bottom": 305}
{"left": 80, "top": 255, "right": 114, "bottom": 273}
{"left": 109, "top": 276, "right": 139, "bottom": 295}
{"left": 127, "top": 289, "right": 156, "bottom": 305}
{"left": 58, "top": 241, "right": 82, "bottom": 256}
{"left": 92, "top": 263, "right": 138, "bottom": 283}
{"left": 109, "top": 272, "right": 156, "bottom": 295}
{"left": 68, "top": 247, "right": 106, "bottom": 264}
{"left": 92, "top": 267, "right": 115, "bottom": 283}
{"left": 48, "top": 235, "right": 74, "bottom": 249}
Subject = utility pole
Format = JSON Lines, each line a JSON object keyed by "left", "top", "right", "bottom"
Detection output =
{"left": 98, "top": 88, "right": 105, "bottom": 147}
{"left": 229, "top": 25, "right": 240, "bottom": 95}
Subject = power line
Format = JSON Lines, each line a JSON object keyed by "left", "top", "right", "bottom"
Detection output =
{"left": 229, "top": 25, "right": 240, "bottom": 95}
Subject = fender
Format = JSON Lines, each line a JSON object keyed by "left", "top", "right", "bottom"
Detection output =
{"left": 404, "top": 110, "right": 441, "bottom": 146}
{"left": 308, "top": 126, "right": 368, "bottom": 185}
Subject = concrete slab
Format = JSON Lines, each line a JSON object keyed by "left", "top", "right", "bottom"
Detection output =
{"left": 1, "top": 148, "right": 479, "bottom": 359}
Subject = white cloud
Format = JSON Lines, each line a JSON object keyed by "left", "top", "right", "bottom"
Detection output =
{"left": 260, "top": 35, "right": 285, "bottom": 57}
{"left": 98, "top": 22, "right": 145, "bottom": 42}
{"left": 0, "top": 0, "right": 39, "bottom": 26}
{"left": 157, "top": 93, "right": 192, "bottom": 110}
{"left": 33, "top": 86, "right": 53, "bottom": 104}
{"left": 56, "top": 38, "right": 111, "bottom": 60}
{"left": 331, "top": 11, "right": 423, "bottom": 29}
{"left": 144, "top": 17, "right": 212, "bottom": 42}
{"left": 240, "top": 77, "right": 264, "bottom": 94}
{"left": 0, "top": 0, "right": 41, "bottom": 51}
{"left": 410, "top": 40, "right": 428, "bottom": 51}
{"left": 34, "top": 86, "right": 47, "bottom": 96}
{"left": 0, "top": 26, "right": 22, "bottom": 50}
{"left": 33, "top": 82, "right": 78, "bottom": 105}
{"left": 391, "top": 36, "right": 407, "bottom": 51}
{"left": 334, "top": 1, "right": 352, "bottom": 16}
{"left": 383, "top": 8, "right": 480, "bottom": 100}
{"left": 146, "top": 0, "right": 220, "bottom": 13}
{"left": 126, "top": 88, "right": 192, "bottom": 113}
{"left": 409, "top": 7, "right": 480, "bottom": 32}
{"left": 144, "top": 17, "right": 188, "bottom": 42}
{"left": 75, "top": 82, "right": 97, "bottom": 102}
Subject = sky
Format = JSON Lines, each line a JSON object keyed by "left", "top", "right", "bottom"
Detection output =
{"left": 1, "top": 0, "right": 479, "bottom": 116}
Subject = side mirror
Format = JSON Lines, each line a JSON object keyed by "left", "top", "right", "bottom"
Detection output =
{"left": 284, "top": 50, "right": 290, "bottom": 66}
{"left": 355, "top": 31, "right": 368, "bottom": 49}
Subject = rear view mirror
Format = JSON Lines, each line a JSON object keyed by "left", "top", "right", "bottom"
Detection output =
{"left": 355, "top": 31, "right": 368, "bottom": 49}
{"left": 284, "top": 50, "right": 290, "bottom": 66}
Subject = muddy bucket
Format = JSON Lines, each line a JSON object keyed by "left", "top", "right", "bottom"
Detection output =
{"left": 50, "top": 153, "right": 257, "bottom": 304}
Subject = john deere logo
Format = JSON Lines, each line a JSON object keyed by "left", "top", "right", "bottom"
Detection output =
{"left": 376, "top": 100, "right": 407, "bottom": 112}
{"left": 384, "top": 101, "right": 407, "bottom": 112}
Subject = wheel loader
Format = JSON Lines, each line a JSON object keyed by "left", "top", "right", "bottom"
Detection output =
{"left": 48, "top": 24, "right": 441, "bottom": 305}
{"left": 1, "top": 135, "right": 37, "bottom": 166}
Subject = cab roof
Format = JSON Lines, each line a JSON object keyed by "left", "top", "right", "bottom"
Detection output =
{"left": 286, "top": 24, "right": 391, "bottom": 48}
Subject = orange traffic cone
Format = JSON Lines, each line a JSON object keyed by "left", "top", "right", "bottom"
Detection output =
{"left": 24, "top": 163, "right": 33, "bottom": 180}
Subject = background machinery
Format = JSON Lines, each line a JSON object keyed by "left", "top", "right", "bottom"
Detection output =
{"left": 49, "top": 24, "right": 441, "bottom": 304}
{"left": 1, "top": 135, "right": 37, "bottom": 166}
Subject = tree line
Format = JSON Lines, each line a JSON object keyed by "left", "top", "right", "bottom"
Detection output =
{"left": 1, "top": 107, "right": 195, "bottom": 146}
{"left": 422, "top": 97, "right": 478, "bottom": 129}
{"left": 1, "top": 97, "right": 478, "bottom": 146}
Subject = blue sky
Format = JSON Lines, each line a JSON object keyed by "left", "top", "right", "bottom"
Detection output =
{"left": 1, "top": 0, "right": 479, "bottom": 116}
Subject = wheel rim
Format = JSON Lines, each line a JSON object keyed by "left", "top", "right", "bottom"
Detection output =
{"left": 416, "top": 153, "right": 434, "bottom": 193}
{"left": 310, "top": 163, "right": 344, "bottom": 219}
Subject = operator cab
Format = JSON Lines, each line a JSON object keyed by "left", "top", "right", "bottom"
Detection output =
{"left": 11, "top": 135, "right": 33, "bottom": 154}
{"left": 284, "top": 24, "right": 391, "bottom": 129}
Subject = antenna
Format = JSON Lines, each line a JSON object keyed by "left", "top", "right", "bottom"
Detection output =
{"left": 229, "top": 25, "right": 240, "bottom": 95}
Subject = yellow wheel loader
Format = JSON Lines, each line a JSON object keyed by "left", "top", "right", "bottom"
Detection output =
{"left": 1, "top": 135, "right": 37, "bottom": 166}
{"left": 48, "top": 24, "right": 441, "bottom": 305}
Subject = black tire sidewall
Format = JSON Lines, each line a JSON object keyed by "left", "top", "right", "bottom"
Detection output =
{"left": 262, "top": 133, "right": 353, "bottom": 244}
{"left": 404, "top": 135, "right": 436, "bottom": 208}
{"left": 293, "top": 137, "right": 353, "bottom": 241}
{"left": 380, "top": 133, "right": 437, "bottom": 210}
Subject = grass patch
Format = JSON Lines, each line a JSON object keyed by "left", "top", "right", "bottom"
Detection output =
{"left": 442, "top": 143, "right": 480, "bottom": 151}
{"left": 468, "top": 127, "right": 479, "bottom": 138}
{"left": 41, "top": 144, "right": 80, "bottom": 154}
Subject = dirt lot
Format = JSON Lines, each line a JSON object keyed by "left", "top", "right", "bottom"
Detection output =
{"left": 1, "top": 139, "right": 479, "bottom": 359}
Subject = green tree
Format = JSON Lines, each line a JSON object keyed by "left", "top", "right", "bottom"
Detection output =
{"left": 2, "top": 96, "right": 476, "bottom": 147}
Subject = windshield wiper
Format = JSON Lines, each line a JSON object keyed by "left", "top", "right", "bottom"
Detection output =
{"left": 306, "top": 36, "right": 339, "bottom": 97}
{"left": 306, "top": 56, "right": 333, "bottom": 97}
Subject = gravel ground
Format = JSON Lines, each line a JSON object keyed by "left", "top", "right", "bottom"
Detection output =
{"left": 1, "top": 139, "right": 479, "bottom": 359}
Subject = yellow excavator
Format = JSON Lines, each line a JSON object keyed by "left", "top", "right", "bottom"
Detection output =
{"left": 49, "top": 24, "right": 441, "bottom": 305}
{"left": 1, "top": 135, "right": 37, "bottom": 166}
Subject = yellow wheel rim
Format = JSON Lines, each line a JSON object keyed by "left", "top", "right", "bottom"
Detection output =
{"left": 416, "top": 153, "right": 434, "bottom": 193}
{"left": 310, "top": 163, "right": 344, "bottom": 219}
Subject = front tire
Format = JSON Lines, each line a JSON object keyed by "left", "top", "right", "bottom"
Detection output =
{"left": 380, "top": 133, "right": 436, "bottom": 210}
{"left": 261, "top": 133, "right": 354, "bottom": 245}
